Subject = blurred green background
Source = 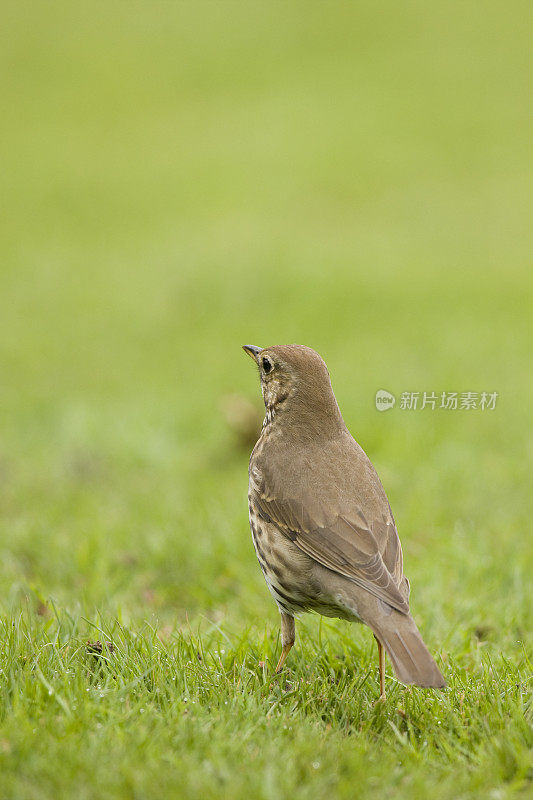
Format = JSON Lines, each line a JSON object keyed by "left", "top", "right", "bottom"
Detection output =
{"left": 0, "top": 2, "right": 532, "bottom": 796}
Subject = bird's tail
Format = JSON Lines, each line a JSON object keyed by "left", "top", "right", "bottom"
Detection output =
{"left": 370, "top": 611, "right": 446, "bottom": 689}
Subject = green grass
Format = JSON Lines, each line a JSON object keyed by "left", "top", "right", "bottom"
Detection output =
{"left": 1, "top": 2, "right": 532, "bottom": 797}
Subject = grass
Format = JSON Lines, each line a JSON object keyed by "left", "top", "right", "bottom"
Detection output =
{"left": 0, "top": 611, "right": 530, "bottom": 800}
{"left": 1, "top": 1, "right": 532, "bottom": 797}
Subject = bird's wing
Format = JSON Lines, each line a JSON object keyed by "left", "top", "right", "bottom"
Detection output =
{"left": 251, "top": 466, "right": 409, "bottom": 614}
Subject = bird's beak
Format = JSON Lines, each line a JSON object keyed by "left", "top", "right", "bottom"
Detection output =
{"left": 242, "top": 344, "right": 262, "bottom": 362}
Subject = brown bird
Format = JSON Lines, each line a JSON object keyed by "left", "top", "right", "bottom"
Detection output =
{"left": 243, "top": 343, "right": 445, "bottom": 697}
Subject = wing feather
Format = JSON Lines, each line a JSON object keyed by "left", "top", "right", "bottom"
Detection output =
{"left": 253, "top": 483, "right": 409, "bottom": 614}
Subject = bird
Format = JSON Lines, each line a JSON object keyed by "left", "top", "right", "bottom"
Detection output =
{"left": 243, "top": 343, "right": 445, "bottom": 698}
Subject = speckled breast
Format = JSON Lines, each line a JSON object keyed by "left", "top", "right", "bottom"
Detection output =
{"left": 247, "top": 490, "right": 312, "bottom": 617}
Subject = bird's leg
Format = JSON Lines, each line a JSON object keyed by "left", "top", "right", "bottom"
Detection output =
{"left": 375, "top": 635, "right": 386, "bottom": 700}
{"left": 275, "top": 612, "right": 295, "bottom": 673}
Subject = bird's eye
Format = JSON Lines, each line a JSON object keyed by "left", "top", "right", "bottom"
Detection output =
{"left": 262, "top": 357, "right": 273, "bottom": 374}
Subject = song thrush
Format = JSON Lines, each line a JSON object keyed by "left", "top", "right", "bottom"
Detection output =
{"left": 243, "top": 343, "right": 445, "bottom": 697}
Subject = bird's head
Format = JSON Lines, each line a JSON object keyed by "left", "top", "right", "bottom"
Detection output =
{"left": 242, "top": 344, "right": 344, "bottom": 438}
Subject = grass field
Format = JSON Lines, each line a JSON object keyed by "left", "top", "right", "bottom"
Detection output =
{"left": 1, "top": 2, "right": 532, "bottom": 798}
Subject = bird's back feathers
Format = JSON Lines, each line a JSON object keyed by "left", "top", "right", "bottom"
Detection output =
{"left": 250, "top": 431, "right": 409, "bottom": 613}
